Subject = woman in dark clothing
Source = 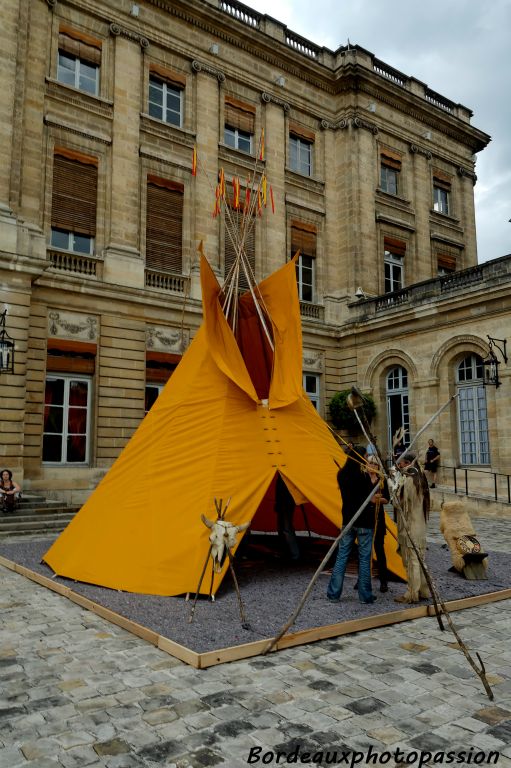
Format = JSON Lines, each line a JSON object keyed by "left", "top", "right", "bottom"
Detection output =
{"left": 0, "top": 469, "right": 21, "bottom": 514}
{"left": 327, "top": 447, "right": 377, "bottom": 605}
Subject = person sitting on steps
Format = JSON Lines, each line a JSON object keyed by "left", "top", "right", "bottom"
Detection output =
{"left": 0, "top": 469, "right": 22, "bottom": 514}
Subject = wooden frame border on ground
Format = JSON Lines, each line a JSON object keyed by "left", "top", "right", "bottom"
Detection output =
{"left": 2, "top": 555, "right": 510, "bottom": 669}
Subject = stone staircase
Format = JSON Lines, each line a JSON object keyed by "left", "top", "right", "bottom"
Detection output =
{"left": 0, "top": 494, "right": 80, "bottom": 539}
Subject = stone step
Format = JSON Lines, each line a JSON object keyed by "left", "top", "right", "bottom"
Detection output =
{"left": 0, "top": 496, "right": 78, "bottom": 536}
{"left": 17, "top": 501, "right": 76, "bottom": 511}
{"left": 0, "top": 509, "right": 77, "bottom": 523}
{"left": 0, "top": 516, "right": 75, "bottom": 537}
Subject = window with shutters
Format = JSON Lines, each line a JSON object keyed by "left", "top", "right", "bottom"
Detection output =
{"left": 145, "top": 177, "right": 184, "bottom": 274}
{"left": 224, "top": 97, "right": 255, "bottom": 154}
{"left": 224, "top": 208, "right": 255, "bottom": 291}
{"left": 384, "top": 237, "right": 405, "bottom": 293}
{"left": 291, "top": 222, "right": 316, "bottom": 302}
{"left": 145, "top": 352, "right": 180, "bottom": 413}
{"left": 50, "top": 149, "right": 98, "bottom": 255}
{"left": 148, "top": 67, "right": 185, "bottom": 127}
{"left": 380, "top": 151, "right": 401, "bottom": 195}
{"left": 437, "top": 254, "right": 456, "bottom": 275}
{"left": 57, "top": 28, "right": 101, "bottom": 96}
{"left": 433, "top": 172, "right": 451, "bottom": 215}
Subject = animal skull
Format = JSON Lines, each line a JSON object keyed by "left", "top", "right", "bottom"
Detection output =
{"left": 201, "top": 514, "right": 250, "bottom": 573}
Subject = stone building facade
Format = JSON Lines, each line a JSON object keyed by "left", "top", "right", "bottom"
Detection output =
{"left": 0, "top": 0, "right": 509, "bottom": 503}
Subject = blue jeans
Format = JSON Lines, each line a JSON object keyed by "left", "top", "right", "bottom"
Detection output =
{"left": 327, "top": 527, "right": 375, "bottom": 603}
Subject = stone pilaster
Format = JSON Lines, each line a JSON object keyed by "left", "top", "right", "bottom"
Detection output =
{"left": 104, "top": 35, "right": 143, "bottom": 287}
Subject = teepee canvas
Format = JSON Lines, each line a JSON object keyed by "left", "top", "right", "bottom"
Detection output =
{"left": 43, "top": 251, "right": 404, "bottom": 596}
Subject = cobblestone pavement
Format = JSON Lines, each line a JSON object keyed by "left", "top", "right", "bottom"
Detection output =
{"left": 1, "top": 516, "right": 510, "bottom": 768}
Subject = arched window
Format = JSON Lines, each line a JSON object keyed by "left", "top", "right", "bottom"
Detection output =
{"left": 386, "top": 366, "right": 409, "bottom": 449}
{"left": 456, "top": 355, "right": 490, "bottom": 465}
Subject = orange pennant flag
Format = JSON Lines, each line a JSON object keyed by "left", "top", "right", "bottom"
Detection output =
{"left": 192, "top": 146, "right": 197, "bottom": 176}
{"left": 270, "top": 185, "right": 275, "bottom": 214}
{"left": 259, "top": 127, "right": 265, "bottom": 161}
{"left": 262, "top": 174, "right": 267, "bottom": 207}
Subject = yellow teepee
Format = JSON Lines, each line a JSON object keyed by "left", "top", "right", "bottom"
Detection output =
{"left": 44, "top": 252, "right": 405, "bottom": 595}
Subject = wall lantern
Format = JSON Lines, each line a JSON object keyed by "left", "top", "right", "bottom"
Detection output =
{"left": 482, "top": 335, "right": 508, "bottom": 388}
{"left": 0, "top": 310, "right": 15, "bottom": 374}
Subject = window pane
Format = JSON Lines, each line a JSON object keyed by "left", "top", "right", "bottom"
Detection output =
{"left": 44, "top": 405, "right": 64, "bottom": 433}
{"left": 69, "top": 380, "right": 89, "bottom": 406}
{"left": 166, "top": 107, "right": 181, "bottom": 127}
{"left": 79, "top": 73, "right": 97, "bottom": 95}
{"left": 149, "top": 80, "right": 163, "bottom": 101}
{"left": 290, "top": 138, "right": 298, "bottom": 169}
{"left": 238, "top": 131, "right": 252, "bottom": 153}
{"left": 67, "top": 435, "right": 86, "bottom": 463}
{"left": 381, "top": 166, "right": 398, "bottom": 195}
{"left": 43, "top": 434, "right": 63, "bottom": 462}
{"left": 72, "top": 234, "right": 93, "bottom": 254}
{"left": 45, "top": 378, "right": 65, "bottom": 406}
{"left": 145, "top": 385, "right": 162, "bottom": 413}
{"left": 57, "top": 54, "right": 76, "bottom": 86}
{"left": 224, "top": 127, "right": 236, "bottom": 147}
{"left": 51, "top": 228, "right": 70, "bottom": 250}
{"left": 78, "top": 62, "right": 98, "bottom": 94}
{"left": 67, "top": 407, "right": 87, "bottom": 434}
{"left": 148, "top": 101, "right": 163, "bottom": 120}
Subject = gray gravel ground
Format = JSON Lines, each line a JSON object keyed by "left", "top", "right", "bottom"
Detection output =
{"left": 0, "top": 536, "right": 508, "bottom": 654}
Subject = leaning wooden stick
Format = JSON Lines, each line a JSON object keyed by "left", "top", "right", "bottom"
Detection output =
{"left": 188, "top": 543, "right": 213, "bottom": 623}
{"left": 350, "top": 389, "right": 493, "bottom": 700}
{"left": 226, "top": 548, "right": 250, "bottom": 628}
{"left": 263, "top": 481, "right": 380, "bottom": 654}
{"left": 351, "top": 406, "right": 445, "bottom": 632}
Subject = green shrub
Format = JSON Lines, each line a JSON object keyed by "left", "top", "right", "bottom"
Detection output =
{"left": 328, "top": 389, "right": 377, "bottom": 431}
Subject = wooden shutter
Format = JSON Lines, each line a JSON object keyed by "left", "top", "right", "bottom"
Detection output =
{"left": 51, "top": 151, "right": 98, "bottom": 236}
{"left": 381, "top": 151, "right": 402, "bottom": 170}
{"left": 433, "top": 170, "right": 452, "bottom": 190}
{"left": 58, "top": 28, "right": 102, "bottom": 66}
{"left": 149, "top": 64, "right": 186, "bottom": 89}
{"left": 224, "top": 208, "right": 255, "bottom": 291}
{"left": 146, "top": 351, "right": 180, "bottom": 383}
{"left": 46, "top": 339, "right": 96, "bottom": 374}
{"left": 437, "top": 253, "right": 456, "bottom": 272}
{"left": 224, "top": 97, "right": 255, "bottom": 134}
{"left": 291, "top": 221, "right": 317, "bottom": 258}
{"left": 146, "top": 179, "right": 184, "bottom": 273}
{"left": 384, "top": 236, "right": 406, "bottom": 257}
{"left": 289, "top": 121, "right": 315, "bottom": 142}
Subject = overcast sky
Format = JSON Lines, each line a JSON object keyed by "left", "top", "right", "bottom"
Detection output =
{"left": 246, "top": 0, "right": 511, "bottom": 264}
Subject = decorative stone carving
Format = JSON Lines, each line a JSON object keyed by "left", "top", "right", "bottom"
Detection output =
{"left": 302, "top": 348, "right": 324, "bottom": 372}
{"left": 48, "top": 311, "right": 98, "bottom": 341}
{"left": 146, "top": 325, "right": 189, "bottom": 353}
{"left": 261, "top": 92, "right": 290, "bottom": 112}
{"left": 351, "top": 115, "right": 378, "bottom": 135}
{"left": 191, "top": 60, "right": 225, "bottom": 82}
{"left": 409, "top": 143, "right": 432, "bottom": 160}
{"left": 320, "top": 118, "right": 349, "bottom": 130}
{"left": 109, "top": 22, "right": 149, "bottom": 49}
{"left": 457, "top": 166, "right": 477, "bottom": 185}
